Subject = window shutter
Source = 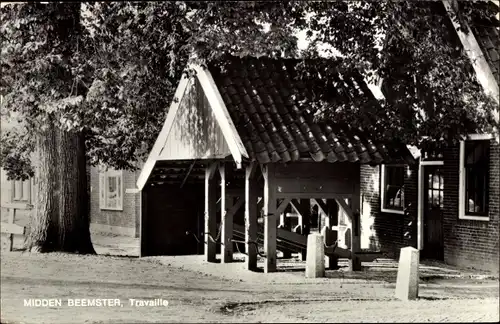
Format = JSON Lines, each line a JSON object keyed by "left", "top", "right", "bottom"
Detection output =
{"left": 14, "top": 180, "right": 22, "bottom": 201}
{"left": 22, "top": 180, "right": 30, "bottom": 202}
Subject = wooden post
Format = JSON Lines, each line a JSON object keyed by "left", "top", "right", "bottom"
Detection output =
{"left": 350, "top": 181, "right": 362, "bottom": 271}
{"left": 220, "top": 163, "right": 233, "bottom": 263}
{"left": 8, "top": 208, "right": 16, "bottom": 252}
{"left": 139, "top": 189, "right": 148, "bottom": 257}
{"left": 245, "top": 162, "right": 258, "bottom": 270}
{"left": 281, "top": 204, "right": 292, "bottom": 258}
{"left": 327, "top": 199, "right": 339, "bottom": 269}
{"left": 262, "top": 163, "right": 277, "bottom": 273}
{"left": 299, "top": 199, "right": 311, "bottom": 261}
{"left": 1, "top": 204, "right": 28, "bottom": 252}
{"left": 205, "top": 162, "right": 218, "bottom": 262}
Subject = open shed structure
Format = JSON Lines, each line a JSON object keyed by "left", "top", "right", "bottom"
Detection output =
{"left": 137, "top": 56, "right": 413, "bottom": 272}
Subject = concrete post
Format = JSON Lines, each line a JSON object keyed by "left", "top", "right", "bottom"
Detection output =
{"left": 395, "top": 246, "right": 420, "bottom": 301}
{"left": 305, "top": 233, "right": 325, "bottom": 278}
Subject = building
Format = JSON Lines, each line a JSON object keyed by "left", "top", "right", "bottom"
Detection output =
{"left": 360, "top": 0, "right": 499, "bottom": 272}
{"left": 0, "top": 117, "right": 34, "bottom": 226}
{"left": 89, "top": 167, "right": 141, "bottom": 237}
{"left": 135, "top": 1, "right": 499, "bottom": 273}
{"left": 136, "top": 54, "right": 417, "bottom": 272}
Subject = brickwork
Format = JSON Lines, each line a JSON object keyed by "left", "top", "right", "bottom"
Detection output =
{"left": 442, "top": 141, "right": 499, "bottom": 273}
{"left": 360, "top": 164, "right": 418, "bottom": 258}
{"left": 361, "top": 140, "right": 499, "bottom": 273}
{"left": 89, "top": 166, "right": 140, "bottom": 237}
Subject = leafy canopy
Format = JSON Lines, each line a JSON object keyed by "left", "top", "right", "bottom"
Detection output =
{"left": 1, "top": 1, "right": 498, "bottom": 179}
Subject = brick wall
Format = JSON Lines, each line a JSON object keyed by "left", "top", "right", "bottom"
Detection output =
{"left": 442, "top": 141, "right": 500, "bottom": 273}
{"left": 360, "top": 140, "right": 499, "bottom": 273}
{"left": 360, "top": 164, "right": 419, "bottom": 258}
{"left": 89, "top": 166, "right": 140, "bottom": 237}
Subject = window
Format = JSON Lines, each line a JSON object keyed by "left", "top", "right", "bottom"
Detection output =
{"left": 459, "top": 138, "right": 490, "bottom": 220}
{"left": 11, "top": 179, "right": 31, "bottom": 203}
{"left": 99, "top": 168, "right": 123, "bottom": 211}
{"left": 381, "top": 165, "right": 405, "bottom": 214}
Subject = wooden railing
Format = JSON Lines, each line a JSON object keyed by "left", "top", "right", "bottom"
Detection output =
{"left": 1, "top": 202, "right": 32, "bottom": 251}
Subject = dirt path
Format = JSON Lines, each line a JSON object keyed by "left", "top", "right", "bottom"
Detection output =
{"left": 1, "top": 251, "right": 498, "bottom": 323}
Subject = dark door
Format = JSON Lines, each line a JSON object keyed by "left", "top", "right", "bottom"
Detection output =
{"left": 422, "top": 165, "right": 444, "bottom": 260}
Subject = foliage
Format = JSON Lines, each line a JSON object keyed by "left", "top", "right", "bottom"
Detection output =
{"left": 1, "top": 2, "right": 88, "bottom": 179}
{"left": 1, "top": 1, "right": 499, "bottom": 180}
{"left": 292, "top": 0, "right": 499, "bottom": 152}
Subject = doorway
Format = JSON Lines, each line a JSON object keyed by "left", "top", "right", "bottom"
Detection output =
{"left": 422, "top": 165, "right": 444, "bottom": 261}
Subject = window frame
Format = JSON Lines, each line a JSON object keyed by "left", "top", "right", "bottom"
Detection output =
{"left": 99, "top": 168, "right": 124, "bottom": 211}
{"left": 11, "top": 179, "right": 31, "bottom": 203}
{"left": 380, "top": 164, "right": 406, "bottom": 215}
{"left": 458, "top": 134, "right": 493, "bottom": 221}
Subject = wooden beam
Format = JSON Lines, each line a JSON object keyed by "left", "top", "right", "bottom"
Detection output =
{"left": 220, "top": 163, "right": 233, "bottom": 263}
{"left": 207, "top": 161, "right": 219, "bottom": 180}
{"left": 226, "top": 196, "right": 244, "bottom": 218}
{"left": 136, "top": 71, "right": 191, "bottom": 190}
{"left": 226, "top": 188, "right": 244, "bottom": 197}
{"left": 277, "top": 197, "right": 293, "bottom": 257}
{"left": 443, "top": 1, "right": 499, "bottom": 108}
{"left": 350, "top": 182, "right": 362, "bottom": 271}
{"left": 1, "top": 202, "right": 33, "bottom": 210}
{"left": 326, "top": 199, "right": 339, "bottom": 269}
{"left": 262, "top": 163, "right": 277, "bottom": 273}
{"left": 0, "top": 222, "right": 25, "bottom": 236}
{"left": 245, "top": 162, "right": 258, "bottom": 270}
{"left": 333, "top": 194, "right": 353, "bottom": 221}
{"left": 290, "top": 199, "right": 311, "bottom": 261}
{"left": 276, "top": 192, "right": 353, "bottom": 199}
{"left": 275, "top": 198, "right": 292, "bottom": 218}
{"left": 274, "top": 178, "right": 354, "bottom": 196}
{"left": 139, "top": 189, "right": 148, "bottom": 257}
{"left": 180, "top": 160, "right": 197, "bottom": 188}
{"left": 2, "top": 207, "right": 24, "bottom": 251}
{"left": 311, "top": 198, "right": 328, "bottom": 228}
{"left": 205, "top": 163, "right": 218, "bottom": 262}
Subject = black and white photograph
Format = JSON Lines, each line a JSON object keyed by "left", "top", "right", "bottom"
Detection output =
{"left": 0, "top": 1, "right": 499, "bottom": 323}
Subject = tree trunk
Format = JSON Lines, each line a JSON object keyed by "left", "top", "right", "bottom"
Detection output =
{"left": 26, "top": 124, "right": 95, "bottom": 254}
{"left": 27, "top": 120, "right": 59, "bottom": 252}
{"left": 23, "top": 3, "right": 95, "bottom": 254}
{"left": 57, "top": 130, "right": 96, "bottom": 254}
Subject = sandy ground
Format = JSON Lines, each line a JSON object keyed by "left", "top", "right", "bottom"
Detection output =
{"left": 1, "top": 231, "right": 499, "bottom": 323}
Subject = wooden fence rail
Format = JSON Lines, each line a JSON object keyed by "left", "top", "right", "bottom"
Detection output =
{"left": 1, "top": 202, "right": 32, "bottom": 251}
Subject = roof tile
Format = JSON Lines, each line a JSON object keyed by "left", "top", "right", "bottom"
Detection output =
{"left": 208, "top": 56, "right": 413, "bottom": 165}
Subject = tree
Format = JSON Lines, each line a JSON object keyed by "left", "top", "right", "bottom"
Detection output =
{"left": 81, "top": 1, "right": 300, "bottom": 170}
{"left": 2, "top": 1, "right": 497, "bottom": 252}
{"left": 1, "top": 1, "right": 297, "bottom": 252}
{"left": 1, "top": 3, "right": 94, "bottom": 253}
{"left": 290, "top": 0, "right": 499, "bottom": 152}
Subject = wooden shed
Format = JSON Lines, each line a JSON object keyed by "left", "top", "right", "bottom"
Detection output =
{"left": 137, "top": 56, "right": 413, "bottom": 272}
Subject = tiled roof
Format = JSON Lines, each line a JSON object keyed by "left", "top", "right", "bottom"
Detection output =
{"left": 462, "top": 1, "right": 500, "bottom": 86}
{"left": 470, "top": 19, "right": 500, "bottom": 86}
{"left": 208, "top": 56, "right": 413, "bottom": 165}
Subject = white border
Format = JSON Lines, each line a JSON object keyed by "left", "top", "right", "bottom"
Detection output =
{"left": 458, "top": 134, "right": 493, "bottom": 221}
{"left": 380, "top": 164, "right": 405, "bottom": 215}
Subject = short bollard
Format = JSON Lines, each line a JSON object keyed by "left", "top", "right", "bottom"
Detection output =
{"left": 395, "top": 246, "right": 419, "bottom": 301}
{"left": 305, "top": 233, "right": 325, "bottom": 278}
